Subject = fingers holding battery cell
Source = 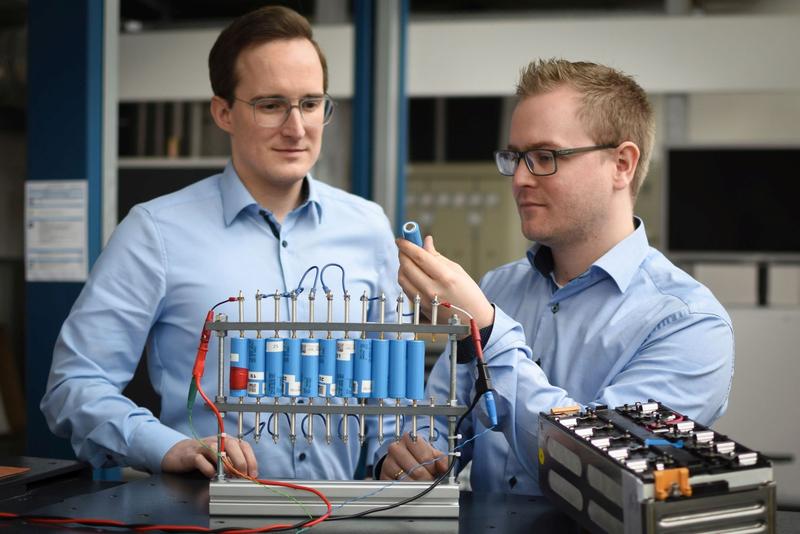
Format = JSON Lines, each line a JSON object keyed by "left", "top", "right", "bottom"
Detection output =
{"left": 397, "top": 235, "right": 494, "bottom": 328}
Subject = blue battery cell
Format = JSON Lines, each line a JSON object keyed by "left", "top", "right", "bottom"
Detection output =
{"left": 406, "top": 339, "right": 425, "bottom": 400}
{"left": 247, "top": 338, "right": 266, "bottom": 397}
{"left": 229, "top": 337, "right": 248, "bottom": 397}
{"left": 300, "top": 339, "right": 320, "bottom": 397}
{"left": 402, "top": 221, "right": 423, "bottom": 247}
{"left": 318, "top": 338, "right": 337, "bottom": 397}
{"left": 335, "top": 339, "right": 355, "bottom": 398}
{"left": 388, "top": 339, "right": 407, "bottom": 399}
{"left": 353, "top": 338, "right": 372, "bottom": 398}
{"left": 265, "top": 338, "right": 284, "bottom": 397}
{"left": 282, "top": 338, "right": 301, "bottom": 397}
{"left": 370, "top": 338, "right": 389, "bottom": 399}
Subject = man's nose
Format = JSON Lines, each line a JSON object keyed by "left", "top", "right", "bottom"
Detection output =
{"left": 281, "top": 106, "right": 306, "bottom": 137}
{"left": 512, "top": 158, "right": 537, "bottom": 190}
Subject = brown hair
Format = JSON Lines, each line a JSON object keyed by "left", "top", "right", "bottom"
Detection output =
{"left": 516, "top": 59, "right": 655, "bottom": 199}
{"left": 209, "top": 5, "right": 328, "bottom": 105}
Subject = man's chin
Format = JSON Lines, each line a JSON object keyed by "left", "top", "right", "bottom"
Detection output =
{"left": 269, "top": 164, "right": 313, "bottom": 183}
{"left": 521, "top": 224, "right": 551, "bottom": 245}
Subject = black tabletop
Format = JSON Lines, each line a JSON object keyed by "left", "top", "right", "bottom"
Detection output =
{"left": 0, "top": 467, "right": 798, "bottom": 533}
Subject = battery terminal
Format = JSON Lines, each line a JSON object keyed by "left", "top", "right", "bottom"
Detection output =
{"left": 654, "top": 467, "right": 691, "bottom": 501}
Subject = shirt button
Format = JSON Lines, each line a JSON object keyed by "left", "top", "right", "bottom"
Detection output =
{"left": 282, "top": 240, "right": 288, "bottom": 248}
{"left": 551, "top": 303, "right": 559, "bottom": 314}
{"left": 299, "top": 453, "right": 307, "bottom": 461}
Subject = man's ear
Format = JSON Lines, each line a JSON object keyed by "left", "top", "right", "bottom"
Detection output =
{"left": 210, "top": 95, "right": 234, "bottom": 135}
{"left": 612, "top": 141, "right": 640, "bottom": 192}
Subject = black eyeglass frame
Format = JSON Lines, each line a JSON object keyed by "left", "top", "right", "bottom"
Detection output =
{"left": 232, "top": 94, "right": 335, "bottom": 128}
{"left": 494, "top": 143, "right": 619, "bottom": 177}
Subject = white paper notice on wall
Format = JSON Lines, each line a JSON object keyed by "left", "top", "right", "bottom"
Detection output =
{"left": 25, "top": 180, "right": 88, "bottom": 282}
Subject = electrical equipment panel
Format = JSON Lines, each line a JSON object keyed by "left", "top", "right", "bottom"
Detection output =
{"left": 538, "top": 401, "right": 775, "bottom": 534}
{"left": 406, "top": 163, "right": 530, "bottom": 280}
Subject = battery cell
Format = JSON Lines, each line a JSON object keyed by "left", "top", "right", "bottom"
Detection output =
{"left": 229, "top": 337, "right": 248, "bottom": 397}
{"left": 406, "top": 339, "right": 425, "bottom": 400}
{"left": 353, "top": 339, "right": 372, "bottom": 397}
{"left": 370, "top": 338, "right": 389, "bottom": 399}
{"left": 300, "top": 338, "right": 320, "bottom": 397}
{"left": 318, "top": 338, "right": 337, "bottom": 397}
{"left": 282, "top": 337, "right": 301, "bottom": 397}
{"left": 265, "top": 338, "right": 283, "bottom": 397}
{"left": 247, "top": 338, "right": 266, "bottom": 397}
{"left": 335, "top": 339, "right": 355, "bottom": 398}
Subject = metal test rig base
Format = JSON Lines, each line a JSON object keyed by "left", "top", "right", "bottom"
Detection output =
{"left": 206, "top": 319, "right": 469, "bottom": 519}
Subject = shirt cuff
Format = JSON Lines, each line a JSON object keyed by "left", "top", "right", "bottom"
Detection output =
{"left": 480, "top": 305, "right": 527, "bottom": 363}
{"left": 456, "top": 314, "right": 494, "bottom": 363}
{"left": 127, "top": 421, "right": 190, "bottom": 473}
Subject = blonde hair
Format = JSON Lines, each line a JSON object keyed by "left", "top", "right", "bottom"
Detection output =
{"left": 516, "top": 59, "right": 655, "bottom": 199}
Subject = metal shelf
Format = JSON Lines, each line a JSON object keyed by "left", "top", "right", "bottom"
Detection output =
{"left": 214, "top": 400, "right": 467, "bottom": 417}
{"left": 207, "top": 320, "right": 469, "bottom": 336}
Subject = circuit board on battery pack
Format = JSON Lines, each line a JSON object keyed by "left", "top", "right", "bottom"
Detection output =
{"left": 538, "top": 401, "right": 775, "bottom": 534}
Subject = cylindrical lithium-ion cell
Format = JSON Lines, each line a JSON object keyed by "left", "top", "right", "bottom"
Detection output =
{"left": 300, "top": 338, "right": 320, "bottom": 397}
{"left": 402, "top": 221, "right": 423, "bottom": 247}
{"left": 335, "top": 338, "right": 355, "bottom": 397}
{"left": 247, "top": 338, "right": 266, "bottom": 397}
{"left": 229, "top": 337, "right": 248, "bottom": 397}
{"left": 318, "top": 338, "right": 337, "bottom": 397}
{"left": 265, "top": 337, "right": 284, "bottom": 397}
{"left": 406, "top": 339, "right": 425, "bottom": 400}
{"left": 370, "top": 338, "right": 389, "bottom": 399}
{"left": 353, "top": 338, "right": 372, "bottom": 398}
{"left": 282, "top": 337, "right": 301, "bottom": 397}
{"left": 388, "top": 339, "right": 407, "bottom": 399}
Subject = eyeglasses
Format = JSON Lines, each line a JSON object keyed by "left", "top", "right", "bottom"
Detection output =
{"left": 234, "top": 95, "right": 334, "bottom": 128}
{"left": 494, "top": 144, "right": 619, "bottom": 177}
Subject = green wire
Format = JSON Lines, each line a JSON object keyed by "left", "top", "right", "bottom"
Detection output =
{"left": 186, "top": 378, "right": 314, "bottom": 520}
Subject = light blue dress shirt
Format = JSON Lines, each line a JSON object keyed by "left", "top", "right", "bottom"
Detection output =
{"left": 41, "top": 162, "right": 400, "bottom": 478}
{"left": 425, "top": 219, "right": 734, "bottom": 495}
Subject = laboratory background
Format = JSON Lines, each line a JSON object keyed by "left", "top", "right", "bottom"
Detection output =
{"left": 0, "top": 0, "right": 798, "bottom": 529}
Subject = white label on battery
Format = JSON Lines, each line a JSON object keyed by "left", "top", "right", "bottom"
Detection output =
{"left": 230, "top": 352, "right": 240, "bottom": 363}
{"left": 357, "top": 380, "right": 372, "bottom": 394}
{"left": 248, "top": 371, "right": 264, "bottom": 380}
{"left": 247, "top": 383, "right": 261, "bottom": 395}
{"left": 319, "top": 374, "right": 333, "bottom": 384}
{"left": 266, "top": 341, "right": 283, "bottom": 352}
{"left": 337, "top": 340, "right": 354, "bottom": 361}
{"left": 302, "top": 343, "right": 320, "bottom": 356}
{"left": 318, "top": 384, "right": 326, "bottom": 396}
{"left": 336, "top": 340, "right": 354, "bottom": 361}
{"left": 286, "top": 381, "right": 300, "bottom": 396}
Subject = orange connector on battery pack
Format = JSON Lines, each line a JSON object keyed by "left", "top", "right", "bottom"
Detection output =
{"left": 654, "top": 467, "right": 691, "bottom": 501}
{"left": 550, "top": 405, "right": 581, "bottom": 416}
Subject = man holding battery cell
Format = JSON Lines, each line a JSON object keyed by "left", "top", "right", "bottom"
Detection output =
{"left": 379, "top": 59, "right": 734, "bottom": 495}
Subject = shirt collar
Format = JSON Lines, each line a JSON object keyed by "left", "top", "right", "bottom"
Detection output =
{"left": 220, "top": 161, "right": 323, "bottom": 226}
{"left": 526, "top": 217, "right": 650, "bottom": 293}
{"left": 592, "top": 217, "right": 650, "bottom": 292}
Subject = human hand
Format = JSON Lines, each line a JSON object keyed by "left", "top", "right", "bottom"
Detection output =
{"left": 161, "top": 435, "right": 258, "bottom": 478}
{"left": 397, "top": 235, "right": 494, "bottom": 328}
{"left": 380, "top": 433, "right": 449, "bottom": 481}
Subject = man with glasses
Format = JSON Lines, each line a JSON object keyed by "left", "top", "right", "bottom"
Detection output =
{"left": 380, "top": 59, "right": 733, "bottom": 495}
{"left": 42, "top": 6, "right": 399, "bottom": 480}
